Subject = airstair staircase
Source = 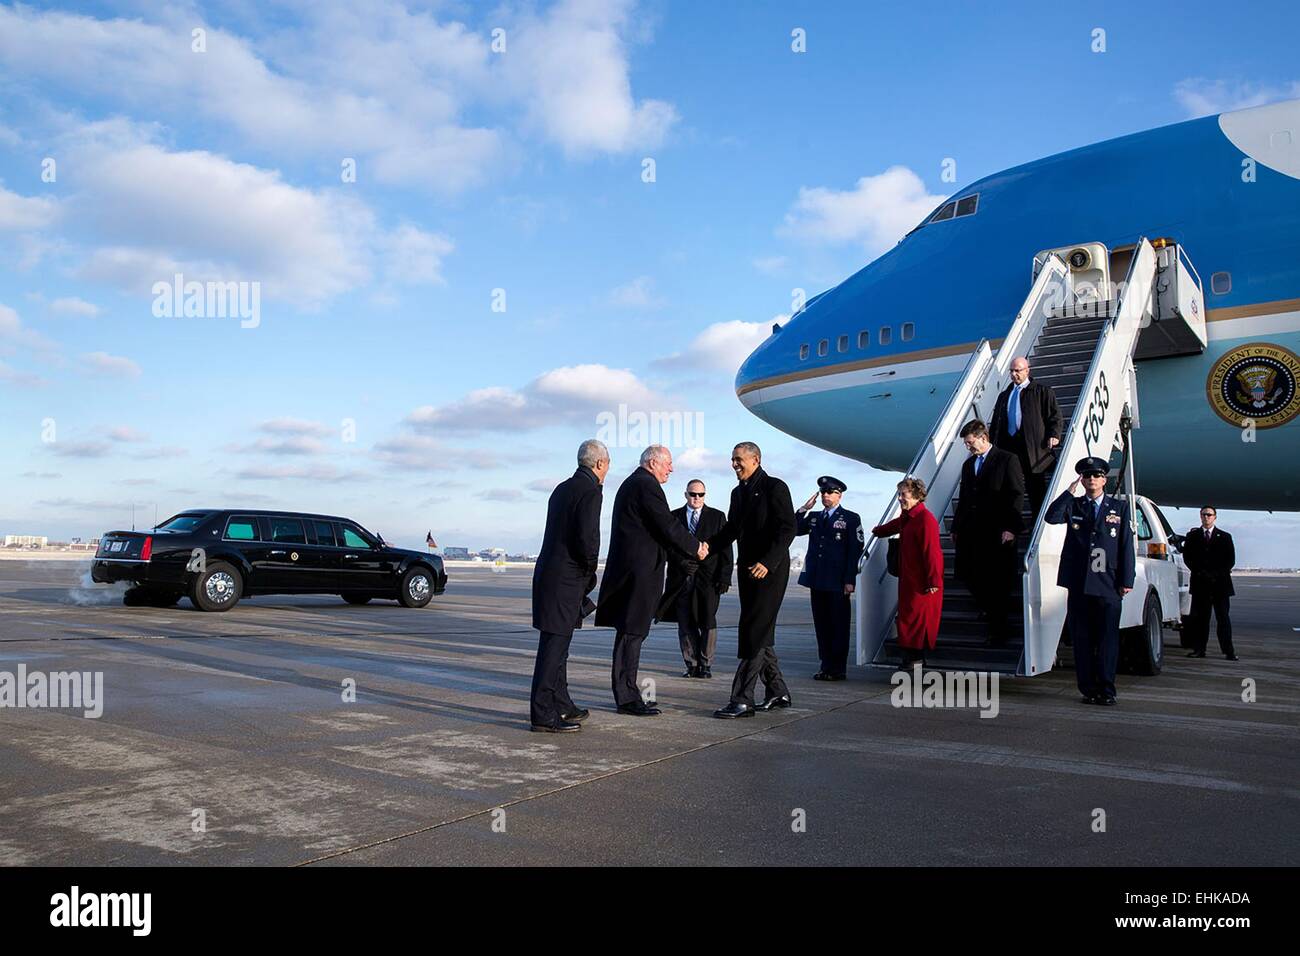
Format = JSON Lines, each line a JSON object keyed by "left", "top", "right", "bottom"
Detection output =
{"left": 857, "top": 238, "right": 1206, "bottom": 675}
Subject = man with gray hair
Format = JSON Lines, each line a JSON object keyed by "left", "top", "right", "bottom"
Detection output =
{"left": 529, "top": 439, "right": 609, "bottom": 732}
{"left": 596, "top": 445, "right": 707, "bottom": 716}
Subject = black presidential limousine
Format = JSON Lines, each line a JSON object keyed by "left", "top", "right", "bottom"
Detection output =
{"left": 91, "top": 510, "right": 447, "bottom": 612}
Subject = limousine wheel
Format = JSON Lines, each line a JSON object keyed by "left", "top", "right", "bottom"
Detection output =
{"left": 192, "top": 561, "right": 243, "bottom": 612}
{"left": 397, "top": 567, "right": 434, "bottom": 608}
{"left": 341, "top": 593, "right": 372, "bottom": 605}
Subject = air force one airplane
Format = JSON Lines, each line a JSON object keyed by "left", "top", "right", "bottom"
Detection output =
{"left": 736, "top": 99, "right": 1300, "bottom": 513}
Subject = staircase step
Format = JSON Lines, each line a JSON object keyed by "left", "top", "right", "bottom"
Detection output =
{"left": 876, "top": 642, "right": 1023, "bottom": 673}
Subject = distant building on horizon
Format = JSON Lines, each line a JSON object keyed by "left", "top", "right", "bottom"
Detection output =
{"left": 442, "top": 546, "right": 470, "bottom": 560}
{"left": 4, "top": 535, "right": 48, "bottom": 549}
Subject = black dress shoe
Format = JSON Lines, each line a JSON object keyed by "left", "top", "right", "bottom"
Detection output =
{"left": 1080, "top": 694, "right": 1100, "bottom": 705}
{"left": 531, "top": 720, "right": 581, "bottom": 733}
{"left": 1225, "top": 654, "right": 1239, "bottom": 661}
{"left": 617, "top": 701, "right": 661, "bottom": 716}
{"left": 561, "top": 708, "right": 589, "bottom": 722}
{"left": 1097, "top": 696, "right": 1117, "bottom": 706}
{"left": 682, "top": 666, "right": 698, "bottom": 678}
{"left": 823, "top": 673, "right": 846, "bottom": 682}
{"left": 813, "top": 671, "right": 830, "bottom": 681}
{"left": 714, "top": 701, "right": 755, "bottom": 719}
{"left": 1187, "top": 650, "right": 1206, "bottom": 658}
{"left": 757, "top": 693, "right": 792, "bottom": 711}
{"left": 698, "top": 666, "right": 713, "bottom": 679}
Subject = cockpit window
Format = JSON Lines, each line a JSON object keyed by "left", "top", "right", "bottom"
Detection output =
{"left": 930, "top": 201, "right": 956, "bottom": 223}
{"left": 907, "top": 192, "right": 980, "bottom": 235}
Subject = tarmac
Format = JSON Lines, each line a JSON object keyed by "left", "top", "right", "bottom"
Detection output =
{"left": 0, "top": 559, "right": 1296, "bottom": 866}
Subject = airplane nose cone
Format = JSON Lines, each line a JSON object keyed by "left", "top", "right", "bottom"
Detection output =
{"left": 734, "top": 326, "right": 782, "bottom": 412}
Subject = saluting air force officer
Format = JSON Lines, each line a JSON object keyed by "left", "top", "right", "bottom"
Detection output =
{"left": 795, "top": 476, "right": 864, "bottom": 681}
{"left": 1044, "top": 456, "right": 1135, "bottom": 706}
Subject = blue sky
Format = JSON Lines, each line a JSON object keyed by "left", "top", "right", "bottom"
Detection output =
{"left": 2, "top": 0, "right": 1298, "bottom": 561}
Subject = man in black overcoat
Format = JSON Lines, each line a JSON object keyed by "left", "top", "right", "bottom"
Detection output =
{"left": 952, "top": 419, "right": 1026, "bottom": 645}
{"left": 989, "top": 356, "right": 1062, "bottom": 518}
{"left": 1182, "top": 505, "right": 1238, "bottom": 660}
{"left": 657, "top": 479, "right": 732, "bottom": 679}
{"left": 706, "top": 442, "right": 797, "bottom": 718}
{"left": 529, "top": 439, "right": 609, "bottom": 732}
{"left": 596, "top": 445, "right": 705, "bottom": 716}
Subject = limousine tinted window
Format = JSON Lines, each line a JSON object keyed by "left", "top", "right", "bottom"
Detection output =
{"left": 224, "top": 516, "right": 259, "bottom": 541}
{"left": 270, "top": 517, "right": 306, "bottom": 544}
{"left": 158, "top": 514, "right": 207, "bottom": 532}
{"left": 339, "top": 525, "right": 370, "bottom": 548}
{"left": 311, "top": 520, "right": 336, "bottom": 547}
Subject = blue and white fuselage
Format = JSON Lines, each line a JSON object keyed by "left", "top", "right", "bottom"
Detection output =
{"left": 736, "top": 100, "right": 1300, "bottom": 511}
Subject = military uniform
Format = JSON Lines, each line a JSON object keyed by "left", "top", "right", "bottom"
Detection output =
{"left": 795, "top": 476, "right": 864, "bottom": 679}
{"left": 1043, "top": 457, "right": 1135, "bottom": 704}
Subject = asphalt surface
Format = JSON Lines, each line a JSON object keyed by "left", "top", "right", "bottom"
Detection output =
{"left": 0, "top": 560, "right": 1296, "bottom": 866}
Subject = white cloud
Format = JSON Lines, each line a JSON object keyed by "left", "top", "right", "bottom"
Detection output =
{"left": 0, "top": 184, "right": 57, "bottom": 231}
{"left": 59, "top": 132, "right": 451, "bottom": 304}
{"left": 382, "top": 225, "right": 455, "bottom": 285}
{"left": 779, "top": 166, "right": 946, "bottom": 256}
{"left": 1174, "top": 78, "right": 1300, "bottom": 118}
{"left": 0, "top": 4, "right": 503, "bottom": 195}
{"left": 0, "top": 359, "right": 47, "bottom": 387}
{"left": 654, "top": 318, "right": 783, "bottom": 371}
{"left": 0, "top": 2, "right": 677, "bottom": 186}
{"left": 259, "top": 418, "right": 333, "bottom": 438}
{"left": 234, "top": 463, "right": 362, "bottom": 482}
{"left": 48, "top": 296, "right": 99, "bottom": 317}
{"left": 47, "top": 440, "right": 111, "bottom": 458}
{"left": 371, "top": 433, "right": 506, "bottom": 471}
{"left": 236, "top": 436, "right": 328, "bottom": 456}
{"left": 107, "top": 426, "right": 148, "bottom": 442}
{"left": 752, "top": 255, "right": 787, "bottom": 275}
{"left": 0, "top": 304, "right": 59, "bottom": 352}
{"left": 406, "top": 363, "right": 662, "bottom": 434}
{"left": 502, "top": 0, "right": 677, "bottom": 155}
{"left": 80, "top": 351, "right": 141, "bottom": 378}
{"left": 674, "top": 446, "right": 729, "bottom": 474}
{"left": 608, "top": 275, "right": 662, "bottom": 308}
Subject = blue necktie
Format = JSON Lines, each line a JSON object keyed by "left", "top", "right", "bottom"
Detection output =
{"left": 1008, "top": 385, "right": 1021, "bottom": 436}
{"left": 975, "top": 454, "right": 985, "bottom": 475}
{"left": 689, "top": 509, "right": 698, "bottom": 534}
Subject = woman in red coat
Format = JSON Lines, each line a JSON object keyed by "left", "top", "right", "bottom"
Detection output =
{"left": 871, "top": 477, "right": 943, "bottom": 666}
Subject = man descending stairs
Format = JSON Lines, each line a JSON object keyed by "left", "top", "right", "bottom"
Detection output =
{"left": 876, "top": 310, "right": 1112, "bottom": 673}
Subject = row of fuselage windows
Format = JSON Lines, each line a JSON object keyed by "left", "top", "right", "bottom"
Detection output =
{"left": 799, "top": 323, "right": 915, "bottom": 360}
{"left": 223, "top": 515, "right": 372, "bottom": 549}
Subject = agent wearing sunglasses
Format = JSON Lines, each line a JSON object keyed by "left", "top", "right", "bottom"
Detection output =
{"left": 1181, "top": 506, "right": 1238, "bottom": 660}
{"left": 657, "top": 481, "right": 733, "bottom": 679}
{"left": 1044, "top": 456, "right": 1135, "bottom": 706}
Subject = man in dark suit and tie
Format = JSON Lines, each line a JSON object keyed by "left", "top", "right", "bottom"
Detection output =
{"left": 1044, "top": 456, "right": 1135, "bottom": 705}
{"left": 989, "top": 356, "right": 1062, "bottom": 518}
{"left": 707, "top": 442, "right": 797, "bottom": 718}
{"left": 952, "top": 419, "right": 1026, "bottom": 646}
{"left": 1182, "top": 505, "right": 1238, "bottom": 660}
{"left": 657, "top": 479, "right": 732, "bottom": 679}
{"left": 529, "top": 439, "right": 609, "bottom": 733}
{"left": 596, "top": 445, "right": 706, "bottom": 716}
